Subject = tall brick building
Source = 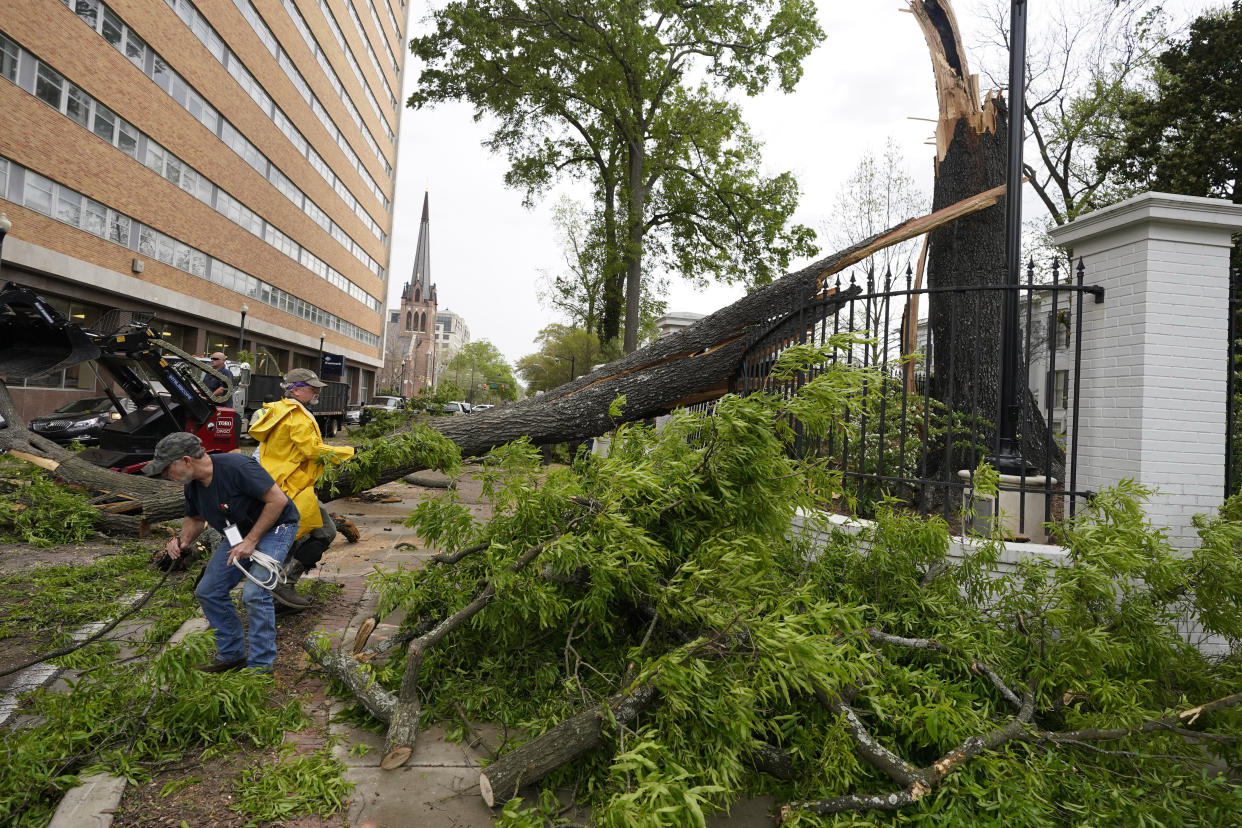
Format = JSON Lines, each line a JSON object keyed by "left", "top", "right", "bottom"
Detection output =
{"left": 0, "top": 0, "right": 405, "bottom": 417}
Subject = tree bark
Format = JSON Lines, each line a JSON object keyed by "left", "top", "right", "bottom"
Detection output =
{"left": 302, "top": 636, "right": 397, "bottom": 724}
{"left": 910, "top": 0, "right": 1010, "bottom": 482}
{"left": 479, "top": 683, "right": 658, "bottom": 807}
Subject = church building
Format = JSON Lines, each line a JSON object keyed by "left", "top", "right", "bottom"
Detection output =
{"left": 384, "top": 192, "right": 436, "bottom": 396}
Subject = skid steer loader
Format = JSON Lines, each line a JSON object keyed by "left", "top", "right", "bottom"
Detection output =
{"left": 0, "top": 281, "right": 240, "bottom": 471}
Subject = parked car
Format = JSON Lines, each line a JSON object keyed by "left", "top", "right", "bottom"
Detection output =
{"left": 345, "top": 404, "right": 363, "bottom": 425}
{"left": 441, "top": 401, "right": 471, "bottom": 415}
{"left": 28, "top": 396, "right": 136, "bottom": 445}
{"left": 472, "top": 404, "right": 494, "bottom": 412}
{"left": 359, "top": 395, "right": 404, "bottom": 425}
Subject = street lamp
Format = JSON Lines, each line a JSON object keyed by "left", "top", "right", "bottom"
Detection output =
{"left": 0, "top": 212, "right": 11, "bottom": 270}
{"left": 237, "top": 302, "right": 248, "bottom": 356}
{"left": 995, "top": 0, "right": 1030, "bottom": 475}
{"left": 553, "top": 354, "right": 576, "bottom": 383}
{"left": 317, "top": 331, "right": 325, "bottom": 373}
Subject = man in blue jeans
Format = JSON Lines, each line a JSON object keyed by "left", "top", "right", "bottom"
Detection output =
{"left": 145, "top": 432, "right": 300, "bottom": 672}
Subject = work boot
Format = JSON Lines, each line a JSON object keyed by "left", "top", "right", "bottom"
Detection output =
{"left": 272, "top": 559, "right": 312, "bottom": 610}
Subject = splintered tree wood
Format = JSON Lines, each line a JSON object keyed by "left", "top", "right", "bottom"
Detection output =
{"left": 478, "top": 684, "right": 659, "bottom": 807}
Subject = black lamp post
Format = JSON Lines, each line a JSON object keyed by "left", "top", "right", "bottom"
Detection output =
{"left": 554, "top": 354, "right": 576, "bottom": 384}
{"left": 0, "top": 212, "right": 11, "bottom": 272}
{"left": 995, "top": 0, "right": 1030, "bottom": 474}
{"left": 317, "top": 331, "right": 325, "bottom": 374}
{"left": 237, "top": 303, "right": 248, "bottom": 356}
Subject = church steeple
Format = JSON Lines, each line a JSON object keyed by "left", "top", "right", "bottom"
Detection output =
{"left": 409, "top": 191, "right": 431, "bottom": 298}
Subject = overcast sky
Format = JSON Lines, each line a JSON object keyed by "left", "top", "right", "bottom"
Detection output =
{"left": 384, "top": 0, "right": 1217, "bottom": 371}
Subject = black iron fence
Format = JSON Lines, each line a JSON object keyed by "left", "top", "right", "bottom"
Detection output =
{"left": 731, "top": 259, "right": 1102, "bottom": 541}
{"left": 1227, "top": 267, "right": 1242, "bottom": 496}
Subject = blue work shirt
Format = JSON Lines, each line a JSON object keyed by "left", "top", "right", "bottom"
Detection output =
{"left": 183, "top": 453, "right": 299, "bottom": 536}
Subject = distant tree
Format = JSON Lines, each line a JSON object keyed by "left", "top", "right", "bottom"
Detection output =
{"left": 974, "top": 0, "right": 1171, "bottom": 233}
{"left": 445, "top": 341, "right": 519, "bottom": 404}
{"left": 538, "top": 199, "right": 609, "bottom": 336}
{"left": 827, "top": 138, "right": 927, "bottom": 284}
{"left": 516, "top": 325, "right": 607, "bottom": 393}
{"left": 826, "top": 139, "right": 927, "bottom": 364}
{"left": 409, "top": 0, "right": 822, "bottom": 352}
{"left": 1096, "top": 1, "right": 1241, "bottom": 224}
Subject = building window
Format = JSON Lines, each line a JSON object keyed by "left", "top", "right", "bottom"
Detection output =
{"left": 65, "top": 85, "right": 92, "bottom": 127}
{"left": 0, "top": 34, "right": 18, "bottom": 82}
{"left": 92, "top": 104, "right": 116, "bottom": 143}
{"left": 1047, "top": 369, "right": 1069, "bottom": 410}
{"left": 101, "top": 8, "right": 124, "bottom": 48}
{"left": 56, "top": 190, "right": 82, "bottom": 226}
{"left": 34, "top": 63, "right": 62, "bottom": 107}
{"left": 24, "top": 170, "right": 54, "bottom": 215}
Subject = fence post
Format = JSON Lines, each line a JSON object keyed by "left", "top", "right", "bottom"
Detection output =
{"left": 1048, "top": 192, "right": 1242, "bottom": 551}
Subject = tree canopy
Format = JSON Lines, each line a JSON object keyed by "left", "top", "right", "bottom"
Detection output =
{"left": 408, "top": 0, "right": 822, "bottom": 352}
{"left": 516, "top": 324, "right": 609, "bottom": 394}
{"left": 1096, "top": 0, "right": 1241, "bottom": 209}
{"left": 442, "top": 341, "right": 519, "bottom": 404}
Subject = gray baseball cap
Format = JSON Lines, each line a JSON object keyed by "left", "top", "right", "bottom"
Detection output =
{"left": 142, "top": 432, "right": 203, "bottom": 477}
{"left": 284, "top": 368, "right": 325, "bottom": 388}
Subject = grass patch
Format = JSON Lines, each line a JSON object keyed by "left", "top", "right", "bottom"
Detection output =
{"left": 0, "top": 632, "right": 307, "bottom": 827}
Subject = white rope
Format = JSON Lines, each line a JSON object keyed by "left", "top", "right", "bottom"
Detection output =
{"left": 232, "top": 550, "right": 286, "bottom": 591}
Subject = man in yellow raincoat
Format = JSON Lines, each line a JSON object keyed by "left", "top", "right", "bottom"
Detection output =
{"left": 248, "top": 368, "right": 354, "bottom": 608}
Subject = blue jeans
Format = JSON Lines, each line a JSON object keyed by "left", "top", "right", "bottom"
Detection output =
{"left": 194, "top": 522, "right": 297, "bottom": 670}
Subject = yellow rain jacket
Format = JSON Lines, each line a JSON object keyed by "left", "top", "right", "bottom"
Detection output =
{"left": 248, "top": 398, "right": 354, "bottom": 538}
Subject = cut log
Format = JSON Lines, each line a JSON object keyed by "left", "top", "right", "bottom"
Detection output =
{"left": 302, "top": 636, "right": 397, "bottom": 723}
{"left": 479, "top": 683, "right": 659, "bottom": 807}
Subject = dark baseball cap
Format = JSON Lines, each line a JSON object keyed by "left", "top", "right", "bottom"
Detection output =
{"left": 283, "top": 368, "right": 325, "bottom": 387}
{"left": 142, "top": 432, "right": 203, "bottom": 476}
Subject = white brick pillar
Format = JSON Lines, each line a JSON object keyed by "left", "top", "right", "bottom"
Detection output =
{"left": 1048, "top": 193, "right": 1242, "bottom": 551}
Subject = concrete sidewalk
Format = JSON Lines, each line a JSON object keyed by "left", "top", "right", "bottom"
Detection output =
{"left": 306, "top": 470, "right": 499, "bottom": 827}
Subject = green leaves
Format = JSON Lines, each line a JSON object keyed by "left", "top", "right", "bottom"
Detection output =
{"left": 230, "top": 747, "right": 353, "bottom": 820}
{"left": 352, "top": 346, "right": 1242, "bottom": 824}
{"left": 0, "top": 632, "right": 308, "bottom": 827}
{"left": 0, "top": 473, "right": 98, "bottom": 547}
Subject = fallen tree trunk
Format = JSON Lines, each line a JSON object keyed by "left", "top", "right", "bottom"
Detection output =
{"left": 479, "top": 683, "right": 659, "bottom": 807}
{"left": 322, "top": 186, "right": 1009, "bottom": 502}
{"left": 1, "top": 188, "right": 1006, "bottom": 524}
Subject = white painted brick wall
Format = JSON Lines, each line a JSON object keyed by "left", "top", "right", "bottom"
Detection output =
{"left": 1049, "top": 194, "right": 1242, "bottom": 552}
{"left": 791, "top": 510, "right": 1229, "bottom": 656}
